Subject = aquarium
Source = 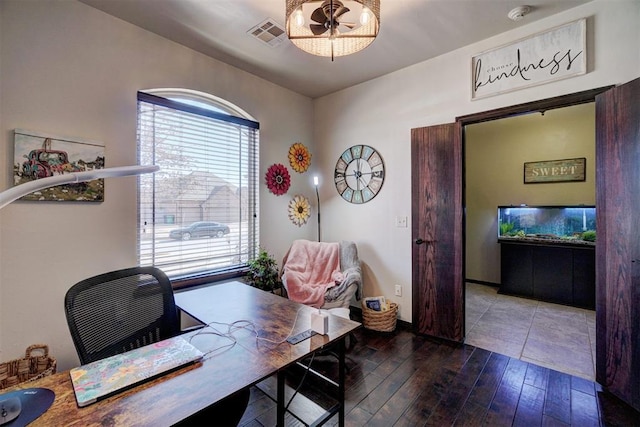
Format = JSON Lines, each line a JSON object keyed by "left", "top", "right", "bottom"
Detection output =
{"left": 498, "top": 205, "right": 596, "bottom": 244}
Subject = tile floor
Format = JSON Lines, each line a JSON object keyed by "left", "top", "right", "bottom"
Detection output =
{"left": 465, "top": 282, "right": 596, "bottom": 381}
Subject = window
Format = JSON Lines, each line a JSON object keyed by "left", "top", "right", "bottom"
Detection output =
{"left": 137, "top": 91, "right": 259, "bottom": 284}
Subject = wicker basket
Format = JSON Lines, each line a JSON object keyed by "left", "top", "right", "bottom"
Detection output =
{"left": 362, "top": 301, "right": 398, "bottom": 332}
{"left": 0, "top": 344, "right": 57, "bottom": 390}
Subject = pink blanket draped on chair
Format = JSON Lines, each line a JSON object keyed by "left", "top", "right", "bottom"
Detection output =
{"left": 282, "top": 240, "right": 343, "bottom": 308}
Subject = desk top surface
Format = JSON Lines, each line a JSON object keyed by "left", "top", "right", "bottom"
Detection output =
{"left": 12, "top": 281, "right": 360, "bottom": 426}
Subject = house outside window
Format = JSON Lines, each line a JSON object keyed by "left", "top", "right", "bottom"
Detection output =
{"left": 137, "top": 90, "right": 259, "bottom": 285}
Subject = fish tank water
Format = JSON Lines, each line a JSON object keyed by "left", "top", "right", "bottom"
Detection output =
{"left": 498, "top": 205, "right": 596, "bottom": 244}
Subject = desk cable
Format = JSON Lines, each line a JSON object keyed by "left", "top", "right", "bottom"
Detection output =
{"left": 286, "top": 351, "right": 316, "bottom": 412}
{"left": 187, "top": 306, "right": 308, "bottom": 358}
{"left": 187, "top": 307, "right": 320, "bottom": 412}
{"left": 187, "top": 321, "right": 241, "bottom": 360}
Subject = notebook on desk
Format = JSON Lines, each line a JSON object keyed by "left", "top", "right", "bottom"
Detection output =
{"left": 70, "top": 335, "right": 204, "bottom": 407}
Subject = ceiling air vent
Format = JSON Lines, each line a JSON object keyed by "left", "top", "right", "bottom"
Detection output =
{"left": 248, "top": 19, "right": 286, "bottom": 47}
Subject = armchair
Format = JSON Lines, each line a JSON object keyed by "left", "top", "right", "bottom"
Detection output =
{"left": 281, "top": 240, "right": 362, "bottom": 310}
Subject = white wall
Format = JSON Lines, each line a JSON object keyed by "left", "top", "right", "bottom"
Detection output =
{"left": 0, "top": 0, "right": 314, "bottom": 370}
{"left": 314, "top": 0, "right": 640, "bottom": 322}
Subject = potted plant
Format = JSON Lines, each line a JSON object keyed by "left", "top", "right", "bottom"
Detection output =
{"left": 245, "top": 248, "right": 281, "bottom": 293}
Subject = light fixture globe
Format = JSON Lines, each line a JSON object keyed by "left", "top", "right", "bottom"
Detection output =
{"left": 286, "top": 0, "right": 380, "bottom": 59}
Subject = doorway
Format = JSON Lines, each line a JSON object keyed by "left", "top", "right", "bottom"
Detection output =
{"left": 463, "top": 104, "right": 596, "bottom": 380}
{"left": 412, "top": 88, "right": 608, "bottom": 346}
{"left": 412, "top": 80, "right": 640, "bottom": 412}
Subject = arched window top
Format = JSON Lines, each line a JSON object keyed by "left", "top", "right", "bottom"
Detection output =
{"left": 141, "top": 88, "right": 256, "bottom": 121}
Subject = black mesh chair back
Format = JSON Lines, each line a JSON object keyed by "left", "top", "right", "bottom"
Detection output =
{"left": 64, "top": 266, "right": 180, "bottom": 365}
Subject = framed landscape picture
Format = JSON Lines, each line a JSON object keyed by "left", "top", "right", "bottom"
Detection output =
{"left": 13, "top": 129, "right": 105, "bottom": 202}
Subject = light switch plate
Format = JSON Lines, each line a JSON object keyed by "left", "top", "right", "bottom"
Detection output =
{"left": 395, "top": 216, "right": 407, "bottom": 228}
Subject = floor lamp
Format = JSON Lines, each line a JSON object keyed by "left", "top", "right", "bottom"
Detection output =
{"left": 0, "top": 164, "right": 159, "bottom": 424}
{"left": 314, "top": 175, "right": 320, "bottom": 242}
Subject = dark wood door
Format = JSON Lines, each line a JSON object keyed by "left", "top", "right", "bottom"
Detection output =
{"left": 595, "top": 77, "right": 640, "bottom": 411}
{"left": 411, "top": 123, "right": 463, "bottom": 342}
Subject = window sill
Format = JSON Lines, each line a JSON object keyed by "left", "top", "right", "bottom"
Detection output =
{"left": 171, "top": 266, "right": 248, "bottom": 290}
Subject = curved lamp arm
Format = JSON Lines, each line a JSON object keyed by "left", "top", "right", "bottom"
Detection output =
{"left": 0, "top": 165, "right": 160, "bottom": 210}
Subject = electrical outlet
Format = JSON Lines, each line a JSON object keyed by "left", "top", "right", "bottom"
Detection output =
{"left": 395, "top": 216, "right": 407, "bottom": 228}
{"left": 394, "top": 284, "right": 402, "bottom": 297}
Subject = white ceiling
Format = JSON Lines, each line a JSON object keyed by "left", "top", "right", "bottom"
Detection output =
{"left": 79, "top": 0, "right": 591, "bottom": 98}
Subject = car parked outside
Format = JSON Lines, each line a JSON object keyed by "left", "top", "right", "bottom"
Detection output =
{"left": 169, "top": 221, "right": 230, "bottom": 240}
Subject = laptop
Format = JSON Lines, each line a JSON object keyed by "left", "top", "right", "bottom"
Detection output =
{"left": 70, "top": 335, "right": 204, "bottom": 407}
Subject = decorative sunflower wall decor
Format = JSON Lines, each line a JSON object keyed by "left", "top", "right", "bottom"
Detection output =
{"left": 265, "top": 163, "right": 291, "bottom": 195}
{"left": 288, "top": 142, "right": 312, "bottom": 173}
{"left": 288, "top": 195, "right": 311, "bottom": 227}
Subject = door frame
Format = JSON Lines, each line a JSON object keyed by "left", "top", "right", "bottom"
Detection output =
{"left": 411, "top": 86, "right": 612, "bottom": 344}
{"left": 456, "top": 87, "right": 611, "bottom": 126}
{"left": 455, "top": 85, "right": 612, "bottom": 338}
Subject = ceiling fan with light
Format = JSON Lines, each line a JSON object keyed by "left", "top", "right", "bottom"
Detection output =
{"left": 309, "top": 0, "right": 356, "bottom": 36}
{"left": 285, "top": 0, "right": 380, "bottom": 60}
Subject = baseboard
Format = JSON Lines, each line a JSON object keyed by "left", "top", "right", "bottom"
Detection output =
{"left": 349, "top": 305, "right": 362, "bottom": 320}
{"left": 466, "top": 278, "right": 500, "bottom": 287}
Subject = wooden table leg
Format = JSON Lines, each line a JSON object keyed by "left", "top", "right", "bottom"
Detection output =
{"left": 277, "top": 370, "right": 285, "bottom": 427}
{"left": 338, "top": 338, "right": 345, "bottom": 427}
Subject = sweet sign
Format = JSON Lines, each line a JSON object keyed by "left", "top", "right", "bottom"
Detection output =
{"left": 472, "top": 19, "right": 586, "bottom": 99}
{"left": 524, "top": 158, "right": 586, "bottom": 183}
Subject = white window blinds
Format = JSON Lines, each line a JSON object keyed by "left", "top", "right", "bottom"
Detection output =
{"left": 137, "top": 92, "right": 259, "bottom": 279}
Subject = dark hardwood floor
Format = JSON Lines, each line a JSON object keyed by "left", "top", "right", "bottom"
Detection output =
{"left": 238, "top": 325, "right": 640, "bottom": 427}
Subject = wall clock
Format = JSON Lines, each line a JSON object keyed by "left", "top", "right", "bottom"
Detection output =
{"left": 334, "top": 145, "right": 385, "bottom": 204}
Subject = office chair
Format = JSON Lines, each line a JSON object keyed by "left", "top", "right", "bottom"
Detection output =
{"left": 65, "top": 266, "right": 179, "bottom": 364}
{"left": 65, "top": 266, "right": 249, "bottom": 426}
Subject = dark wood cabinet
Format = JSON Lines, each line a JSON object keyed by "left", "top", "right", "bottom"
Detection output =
{"left": 500, "top": 241, "right": 595, "bottom": 309}
{"left": 572, "top": 248, "right": 596, "bottom": 308}
{"left": 532, "top": 246, "right": 574, "bottom": 305}
{"left": 500, "top": 243, "right": 533, "bottom": 296}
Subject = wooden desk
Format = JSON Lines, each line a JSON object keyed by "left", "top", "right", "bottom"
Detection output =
{"left": 8, "top": 282, "right": 359, "bottom": 426}
{"left": 175, "top": 282, "right": 360, "bottom": 426}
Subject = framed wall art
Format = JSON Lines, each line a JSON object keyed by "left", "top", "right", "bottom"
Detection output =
{"left": 524, "top": 157, "right": 586, "bottom": 184}
{"left": 472, "top": 19, "right": 586, "bottom": 100}
{"left": 13, "top": 129, "right": 105, "bottom": 202}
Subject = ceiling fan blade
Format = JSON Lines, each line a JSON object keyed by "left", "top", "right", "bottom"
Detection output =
{"left": 339, "top": 22, "right": 356, "bottom": 29}
{"left": 310, "top": 24, "right": 328, "bottom": 35}
{"left": 334, "top": 6, "right": 350, "bottom": 19}
{"left": 310, "top": 7, "right": 327, "bottom": 24}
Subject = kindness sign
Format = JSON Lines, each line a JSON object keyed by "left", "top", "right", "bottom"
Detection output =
{"left": 471, "top": 19, "right": 586, "bottom": 99}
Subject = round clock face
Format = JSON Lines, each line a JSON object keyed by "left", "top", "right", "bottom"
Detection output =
{"left": 334, "top": 145, "right": 385, "bottom": 204}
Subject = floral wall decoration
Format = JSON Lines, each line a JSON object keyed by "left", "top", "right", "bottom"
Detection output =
{"left": 288, "top": 195, "right": 311, "bottom": 227}
{"left": 265, "top": 163, "right": 291, "bottom": 195}
{"left": 288, "top": 142, "right": 311, "bottom": 173}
